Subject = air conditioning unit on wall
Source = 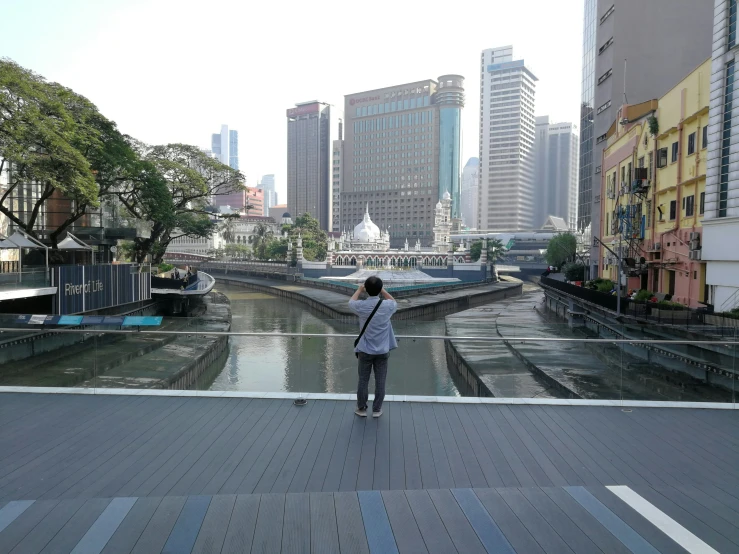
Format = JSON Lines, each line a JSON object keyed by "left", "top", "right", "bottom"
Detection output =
{"left": 689, "top": 250, "right": 702, "bottom": 261}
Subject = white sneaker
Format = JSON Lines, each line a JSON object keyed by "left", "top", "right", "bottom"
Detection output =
{"left": 372, "top": 410, "right": 382, "bottom": 418}
{"left": 355, "top": 408, "right": 367, "bottom": 417}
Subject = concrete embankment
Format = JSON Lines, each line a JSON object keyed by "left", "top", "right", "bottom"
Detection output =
{"left": 209, "top": 272, "right": 523, "bottom": 322}
{"left": 83, "top": 292, "right": 231, "bottom": 390}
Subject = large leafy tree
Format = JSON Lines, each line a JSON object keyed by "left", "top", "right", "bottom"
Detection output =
{"left": 249, "top": 222, "right": 274, "bottom": 260}
{"left": 0, "top": 59, "right": 171, "bottom": 250}
{"left": 0, "top": 60, "right": 105, "bottom": 243}
{"left": 545, "top": 232, "right": 578, "bottom": 267}
{"left": 288, "top": 213, "right": 327, "bottom": 262}
{"left": 122, "top": 144, "right": 244, "bottom": 263}
{"left": 469, "top": 238, "right": 505, "bottom": 262}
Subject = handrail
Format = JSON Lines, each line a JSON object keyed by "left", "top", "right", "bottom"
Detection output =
{"left": 0, "top": 327, "right": 737, "bottom": 345}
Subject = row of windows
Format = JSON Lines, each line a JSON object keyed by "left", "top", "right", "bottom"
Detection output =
{"left": 354, "top": 96, "right": 431, "bottom": 118}
{"left": 353, "top": 112, "right": 434, "bottom": 134}
{"left": 655, "top": 125, "right": 709, "bottom": 167}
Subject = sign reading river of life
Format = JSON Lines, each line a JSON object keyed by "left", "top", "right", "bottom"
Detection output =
{"left": 64, "top": 280, "right": 103, "bottom": 296}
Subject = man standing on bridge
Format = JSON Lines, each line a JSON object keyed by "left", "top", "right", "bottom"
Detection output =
{"left": 349, "top": 276, "right": 397, "bottom": 418}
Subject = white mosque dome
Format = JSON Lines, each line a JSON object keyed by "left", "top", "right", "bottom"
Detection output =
{"left": 443, "top": 191, "right": 451, "bottom": 201}
{"left": 436, "top": 200, "right": 443, "bottom": 209}
{"left": 354, "top": 207, "right": 381, "bottom": 242}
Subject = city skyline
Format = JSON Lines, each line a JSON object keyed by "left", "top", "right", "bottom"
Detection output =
{"left": 2, "top": 0, "right": 583, "bottom": 207}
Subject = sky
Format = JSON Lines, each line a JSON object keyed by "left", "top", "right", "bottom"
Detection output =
{"left": 2, "top": 0, "right": 584, "bottom": 204}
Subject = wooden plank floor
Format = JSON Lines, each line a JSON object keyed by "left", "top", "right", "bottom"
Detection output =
{"left": 1, "top": 393, "right": 739, "bottom": 553}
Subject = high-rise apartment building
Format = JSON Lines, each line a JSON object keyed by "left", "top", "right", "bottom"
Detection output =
{"left": 340, "top": 76, "right": 464, "bottom": 247}
{"left": 211, "top": 125, "right": 239, "bottom": 170}
{"left": 534, "top": 117, "right": 579, "bottom": 229}
{"left": 259, "top": 174, "right": 277, "bottom": 216}
{"left": 578, "top": 0, "right": 713, "bottom": 276}
{"left": 703, "top": 0, "right": 739, "bottom": 310}
{"left": 286, "top": 101, "right": 332, "bottom": 230}
{"left": 478, "top": 46, "right": 537, "bottom": 231}
{"left": 460, "top": 157, "right": 479, "bottom": 229}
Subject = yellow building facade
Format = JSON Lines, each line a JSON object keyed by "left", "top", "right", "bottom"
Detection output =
{"left": 600, "top": 59, "right": 710, "bottom": 307}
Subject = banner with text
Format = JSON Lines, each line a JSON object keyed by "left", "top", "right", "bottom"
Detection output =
{"left": 51, "top": 264, "right": 152, "bottom": 315}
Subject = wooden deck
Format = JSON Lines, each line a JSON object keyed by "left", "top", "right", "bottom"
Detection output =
{"left": 1, "top": 393, "right": 738, "bottom": 553}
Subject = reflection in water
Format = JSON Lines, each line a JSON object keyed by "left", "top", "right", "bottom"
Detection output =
{"left": 209, "top": 284, "right": 460, "bottom": 396}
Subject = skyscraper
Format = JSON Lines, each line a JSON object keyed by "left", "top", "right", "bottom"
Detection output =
{"left": 460, "top": 157, "right": 479, "bottom": 229}
{"left": 578, "top": 0, "right": 713, "bottom": 275}
{"left": 534, "top": 117, "right": 579, "bottom": 229}
{"left": 332, "top": 137, "right": 343, "bottom": 233}
{"left": 211, "top": 124, "right": 239, "bottom": 170}
{"left": 286, "top": 101, "right": 332, "bottom": 230}
{"left": 478, "top": 46, "right": 537, "bottom": 231}
{"left": 259, "top": 174, "right": 277, "bottom": 216}
{"left": 340, "top": 76, "right": 464, "bottom": 247}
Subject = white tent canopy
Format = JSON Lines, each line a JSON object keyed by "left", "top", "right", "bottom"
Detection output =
{"left": 57, "top": 233, "right": 92, "bottom": 250}
{"left": 0, "top": 231, "right": 48, "bottom": 273}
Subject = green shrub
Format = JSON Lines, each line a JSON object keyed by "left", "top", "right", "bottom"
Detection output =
{"left": 158, "top": 263, "right": 174, "bottom": 274}
{"left": 595, "top": 279, "right": 615, "bottom": 293}
{"left": 634, "top": 289, "right": 653, "bottom": 302}
{"left": 657, "top": 300, "right": 686, "bottom": 311}
{"left": 562, "top": 263, "right": 585, "bottom": 282}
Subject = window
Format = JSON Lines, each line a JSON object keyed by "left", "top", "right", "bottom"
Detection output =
{"left": 597, "top": 100, "right": 612, "bottom": 115}
{"left": 730, "top": 0, "right": 737, "bottom": 49}
{"left": 600, "top": 4, "right": 615, "bottom": 24}
{"left": 598, "top": 69, "right": 613, "bottom": 85}
{"left": 688, "top": 132, "right": 696, "bottom": 155}
{"left": 638, "top": 156, "right": 645, "bottom": 168}
{"left": 700, "top": 191, "right": 705, "bottom": 214}
{"left": 657, "top": 148, "right": 668, "bottom": 168}
{"left": 685, "top": 195, "right": 695, "bottom": 217}
{"left": 598, "top": 37, "right": 614, "bottom": 55}
{"left": 627, "top": 162, "right": 632, "bottom": 182}
{"left": 596, "top": 133, "right": 608, "bottom": 144}
{"left": 669, "top": 200, "right": 677, "bottom": 220}
{"left": 646, "top": 200, "right": 652, "bottom": 227}
{"left": 621, "top": 165, "right": 626, "bottom": 184}
{"left": 671, "top": 142, "right": 679, "bottom": 162}
{"left": 702, "top": 125, "right": 708, "bottom": 149}
{"left": 720, "top": 60, "right": 735, "bottom": 217}
{"left": 648, "top": 152, "right": 653, "bottom": 179}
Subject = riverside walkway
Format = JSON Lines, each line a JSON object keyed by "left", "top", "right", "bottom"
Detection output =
{"left": 0, "top": 391, "right": 738, "bottom": 553}
{"left": 211, "top": 273, "right": 522, "bottom": 321}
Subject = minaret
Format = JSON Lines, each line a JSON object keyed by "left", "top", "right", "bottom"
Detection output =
{"left": 297, "top": 233, "right": 304, "bottom": 262}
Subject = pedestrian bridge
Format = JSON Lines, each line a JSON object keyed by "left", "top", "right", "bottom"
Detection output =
{"left": 0, "top": 390, "right": 737, "bottom": 553}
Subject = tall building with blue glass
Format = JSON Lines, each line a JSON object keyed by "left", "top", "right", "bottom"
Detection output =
{"left": 341, "top": 76, "right": 464, "bottom": 247}
{"left": 436, "top": 75, "right": 465, "bottom": 220}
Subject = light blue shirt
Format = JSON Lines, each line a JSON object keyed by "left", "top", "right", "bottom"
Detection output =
{"left": 349, "top": 296, "right": 398, "bottom": 355}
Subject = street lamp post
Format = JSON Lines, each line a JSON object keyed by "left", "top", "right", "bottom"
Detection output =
{"left": 592, "top": 236, "right": 622, "bottom": 316}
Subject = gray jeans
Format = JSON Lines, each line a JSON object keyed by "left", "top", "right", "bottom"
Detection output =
{"left": 356, "top": 352, "right": 389, "bottom": 412}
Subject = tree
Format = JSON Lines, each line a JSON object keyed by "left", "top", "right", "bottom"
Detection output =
{"left": 562, "top": 262, "right": 585, "bottom": 281}
{"left": 288, "top": 213, "right": 327, "bottom": 262}
{"left": 224, "top": 243, "right": 249, "bottom": 259}
{"left": 249, "top": 222, "right": 274, "bottom": 260}
{"left": 219, "top": 214, "right": 239, "bottom": 244}
{"left": 0, "top": 59, "right": 129, "bottom": 245}
{"left": 267, "top": 238, "right": 289, "bottom": 261}
{"left": 119, "top": 144, "right": 245, "bottom": 263}
{"left": 546, "top": 233, "right": 578, "bottom": 267}
{"left": 469, "top": 238, "right": 505, "bottom": 262}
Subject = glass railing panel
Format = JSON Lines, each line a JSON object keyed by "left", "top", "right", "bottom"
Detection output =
{"left": 0, "top": 325, "right": 737, "bottom": 404}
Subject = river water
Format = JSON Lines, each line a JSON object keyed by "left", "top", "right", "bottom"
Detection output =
{"left": 209, "top": 283, "right": 461, "bottom": 396}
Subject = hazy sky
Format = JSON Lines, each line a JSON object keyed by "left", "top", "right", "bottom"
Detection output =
{"left": 2, "top": 0, "right": 584, "bottom": 203}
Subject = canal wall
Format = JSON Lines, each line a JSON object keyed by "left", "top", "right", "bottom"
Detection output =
{"left": 0, "top": 300, "right": 160, "bottom": 366}
{"left": 213, "top": 274, "right": 523, "bottom": 322}
{"left": 541, "top": 285, "right": 738, "bottom": 394}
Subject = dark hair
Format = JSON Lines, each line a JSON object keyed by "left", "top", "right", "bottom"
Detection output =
{"left": 364, "top": 276, "right": 383, "bottom": 296}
